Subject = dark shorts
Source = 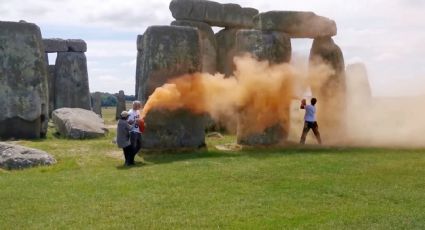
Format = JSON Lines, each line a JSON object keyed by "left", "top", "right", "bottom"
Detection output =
{"left": 304, "top": 121, "right": 318, "bottom": 129}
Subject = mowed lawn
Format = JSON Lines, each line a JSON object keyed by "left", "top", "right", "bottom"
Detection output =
{"left": 0, "top": 107, "right": 424, "bottom": 229}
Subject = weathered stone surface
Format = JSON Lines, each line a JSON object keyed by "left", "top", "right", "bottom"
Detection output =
{"left": 54, "top": 52, "right": 91, "bottom": 110}
{"left": 137, "top": 25, "right": 202, "bottom": 103}
{"left": 135, "top": 51, "right": 142, "bottom": 99}
{"left": 136, "top": 35, "right": 143, "bottom": 51}
{"left": 142, "top": 109, "right": 206, "bottom": 150}
{"left": 52, "top": 108, "right": 107, "bottom": 139}
{"left": 236, "top": 29, "right": 291, "bottom": 64}
{"left": 0, "top": 142, "right": 56, "bottom": 170}
{"left": 253, "top": 11, "right": 337, "bottom": 38}
{"left": 309, "top": 37, "right": 346, "bottom": 142}
{"left": 136, "top": 35, "right": 144, "bottom": 99}
{"left": 171, "top": 20, "right": 217, "bottom": 73}
{"left": 137, "top": 25, "right": 205, "bottom": 150}
{"left": 66, "top": 39, "right": 87, "bottom": 52}
{"left": 115, "top": 90, "right": 126, "bottom": 120}
{"left": 169, "top": 0, "right": 258, "bottom": 28}
{"left": 0, "top": 21, "right": 49, "bottom": 139}
{"left": 48, "top": 65, "right": 56, "bottom": 116}
{"left": 215, "top": 28, "right": 239, "bottom": 77}
{"left": 92, "top": 92, "right": 102, "bottom": 116}
{"left": 43, "top": 38, "right": 68, "bottom": 53}
{"left": 237, "top": 123, "right": 286, "bottom": 146}
{"left": 235, "top": 30, "right": 292, "bottom": 145}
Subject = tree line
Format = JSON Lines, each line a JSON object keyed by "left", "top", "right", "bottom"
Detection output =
{"left": 90, "top": 92, "right": 135, "bottom": 107}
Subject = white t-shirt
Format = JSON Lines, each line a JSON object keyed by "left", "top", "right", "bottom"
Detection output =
{"left": 127, "top": 109, "right": 141, "bottom": 133}
{"left": 304, "top": 105, "right": 316, "bottom": 122}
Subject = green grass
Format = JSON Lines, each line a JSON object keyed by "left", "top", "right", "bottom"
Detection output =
{"left": 0, "top": 108, "right": 424, "bottom": 229}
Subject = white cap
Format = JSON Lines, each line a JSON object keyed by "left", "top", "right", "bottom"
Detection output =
{"left": 120, "top": 111, "right": 129, "bottom": 118}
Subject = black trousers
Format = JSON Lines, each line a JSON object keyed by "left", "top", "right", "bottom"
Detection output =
{"left": 130, "top": 132, "right": 142, "bottom": 155}
{"left": 300, "top": 121, "right": 322, "bottom": 144}
{"left": 122, "top": 145, "right": 134, "bottom": 165}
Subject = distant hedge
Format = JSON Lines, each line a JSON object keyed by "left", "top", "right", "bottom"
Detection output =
{"left": 90, "top": 92, "right": 135, "bottom": 107}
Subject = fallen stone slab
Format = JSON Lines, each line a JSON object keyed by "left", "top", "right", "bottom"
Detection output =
{"left": 0, "top": 142, "right": 56, "bottom": 170}
{"left": 253, "top": 11, "right": 337, "bottom": 38}
{"left": 169, "top": 0, "right": 258, "bottom": 28}
{"left": 43, "top": 38, "right": 68, "bottom": 53}
{"left": 52, "top": 108, "right": 108, "bottom": 139}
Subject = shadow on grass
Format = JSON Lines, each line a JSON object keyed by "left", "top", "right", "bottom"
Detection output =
{"left": 138, "top": 143, "right": 400, "bottom": 166}
{"left": 116, "top": 161, "right": 147, "bottom": 170}
{"left": 140, "top": 149, "right": 241, "bottom": 166}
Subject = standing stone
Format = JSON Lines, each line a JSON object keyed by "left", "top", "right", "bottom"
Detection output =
{"left": 137, "top": 26, "right": 202, "bottom": 103}
{"left": 142, "top": 109, "right": 207, "bottom": 150}
{"left": 346, "top": 62, "right": 372, "bottom": 103}
{"left": 115, "top": 90, "right": 126, "bottom": 120}
{"left": 54, "top": 52, "right": 91, "bottom": 110}
{"left": 309, "top": 37, "right": 346, "bottom": 142}
{"left": 235, "top": 30, "right": 292, "bottom": 145}
{"left": 47, "top": 65, "right": 56, "bottom": 117}
{"left": 135, "top": 35, "right": 144, "bottom": 99}
{"left": 345, "top": 63, "right": 371, "bottom": 141}
{"left": 171, "top": 20, "right": 217, "bottom": 74}
{"left": 0, "top": 21, "right": 49, "bottom": 139}
{"left": 169, "top": 0, "right": 258, "bottom": 28}
{"left": 92, "top": 92, "right": 102, "bottom": 116}
{"left": 253, "top": 11, "right": 337, "bottom": 38}
{"left": 215, "top": 28, "right": 239, "bottom": 77}
{"left": 137, "top": 25, "right": 205, "bottom": 150}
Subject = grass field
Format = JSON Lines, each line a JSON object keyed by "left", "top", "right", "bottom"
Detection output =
{"left": 0, "top": 107, "right": 424, "bottom": 229}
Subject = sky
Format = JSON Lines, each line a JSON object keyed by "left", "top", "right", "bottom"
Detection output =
{"left": 2, "top": 0, "right": 425, "bottom": 96}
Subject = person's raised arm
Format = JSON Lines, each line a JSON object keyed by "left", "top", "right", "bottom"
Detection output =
{"left": 300, "top": 99, "right": 306, "bottom": 109}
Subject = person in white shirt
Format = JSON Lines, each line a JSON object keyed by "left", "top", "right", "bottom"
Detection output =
{"left": 300, "top": 97, "right": 322, "bottom": 145}
{"left": 127, "top": 101, "right": 143, "bottom": 159}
